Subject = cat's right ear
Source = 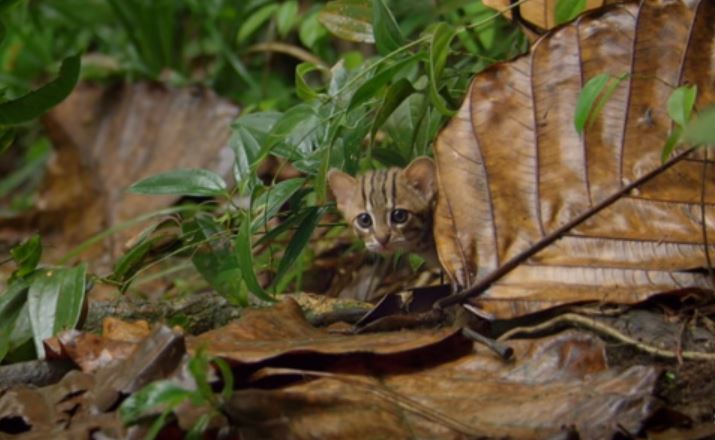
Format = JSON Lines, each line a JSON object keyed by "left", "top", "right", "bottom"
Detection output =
{"left": 327, "top": 169, "right": 357, "bottom": 211}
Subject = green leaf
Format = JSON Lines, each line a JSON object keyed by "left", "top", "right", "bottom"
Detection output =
{"left": 27, "top": 265, "right": 86, "bottom": 359}
{"left": 574, "top": 73, "right": 609, "bottom": 134}
{"left": 0, "top": 278, "right": 29, "bottom": 362}
{"left": 276, "top": 0, "right": 299, "bottom": 37}
{"left": 371, "top": 78, "right": 415, "bottom": 138}
{"left": 119, "top": 380, "right": 193, "bottom": 425}
{"left": 428, "top": 23, "right": 457, "bottom": 116}
{"left": 183, "top": 215, "right": 246, "bottom": 306}
{"left": 0, "top": 55, "right": 81, "bottom": 126}
{"left": 271, "top": 206, "right": 326, "bottom": 290}
{"left": 129, "top": 169, "right": 227, "bottom": 197}
{"left": 295, "top": 62, "right": 321, "bottom": 101}
{"left": 661, "top": 126, "right": 682, "bottom": 163}
{"left": 10, "top": 234, "right": 42, "bottom": 279}
{"left": 300, "top": 8, "right": 329, "bottom": 49}
{"left": 555, "top": 0, "right": 587, "bottom": 25}
{"left": 215, "top": 358, "right": 234, "bottom": 401}
{"left": 188, "top": 347, "right": 213, "bottom": 401}
{"left": 237, "top": 3, "right": 279, "bottom": 44}
{"left": 347, "top": 53, "right": 420, "bottom": 112}
{"left": 372, "top": 0, "right": 406, "bottom": 55}
{"left": 235, "top": 214, "right": 275, "bottom": 302}
{"left": 573, "top": 73, "right": 631, "bottom": 135}
{"left": 0, "top": 128, "right": 15, "bottom": 155}
{"left": 667, "top": 85, "right": 697, "bottom": 127}
{"left": 230, "top": 126, "right": 262, "bottom": 193}
{"left": 252, "top": 178, "right": 305, "bottom": 230}
{"left": 319, "top": 0, "right": 374, "bottom": 43}
{"left": 684, "top": 105, "right": 715, "bottom": 145}
{"left": 0, "top": 0, "right": 26, "bottom": 12}
{"left": 266, "top": 104, "right": 323, "bottom": 155}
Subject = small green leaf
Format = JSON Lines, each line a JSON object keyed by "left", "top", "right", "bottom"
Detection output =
{"left": 555, "top": 0, "right": 587, "bottom": 25}
{"left": 684, "top": 104, "right": 715, "bottom": 145}
{"left": 0, "top": 55, "right": 81, "bottom": 126}
{"left": 347, "top": 53, "right": 420, "bottom": 112}
{"left": 0, "top": 278, "right": 29, "bottom": 362}
{"left": 252, "top": 178, "right": 305, "bottom": 230}
{"left": 237, "top": 3, "right": 279, "bottom": 43}
{"left": 300, "top": 8, "right": 329, "bottom": 49}
{"left": 371, "top": 78, "right": 415, "bottom": 138}
{"left": 235, "top": 214, "right": 275, "bottom": 302}
{"left": 295, "top": 62, "right": 321, "bottom": 101}
{"left": 661, "top": 126, "right": 682, "bottom": 163}
{"left": 319, "top": 0, "right": 374, "bottom": 43}
{"left": 183, "top": 215, "right": 246, "bottom": 305}
{"left": 119, "top": 380, "right": 193, "bottom": 425}
{"left": 574, "top": 73, "right": 611, "bottom": 135}
{"left": 27, "top": 265, "right": 86, "bottom": 358}
{"left": 667, "top": 85, "right": 697, "bottom": 127}
{"left": 276, "top": 0, "right": 299, "bottom": 37}
{"left": 188, "top": 348, "right": 213, "bottom": 401}
{"left": 215, "top": 358, "right": 234, "bottom": 401}
{"left": 271, "top": 206, "right": 327, "bottom": 290}
{"left": 230, "top": 126, "right": 262, "bottom": 193}
{"left": 372, "top": 0, "right": 406, "bottom": 55}
{"left": 428, "top": 23, "right": 457, "bottom": 116}
{"left": 129, "top": 169, "right": 227, "bottom": 197}
{"left": 10, "top": 234, "right": 42, "bottom": 278}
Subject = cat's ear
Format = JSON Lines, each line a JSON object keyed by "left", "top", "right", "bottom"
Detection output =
{"left": 404, "top": 156, "right": 436, "bottom": 200}
{"left": 327, "top": 169, "right": 358, "bottom": 211}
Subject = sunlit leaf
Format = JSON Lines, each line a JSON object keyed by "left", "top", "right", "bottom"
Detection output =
{"left": 372, "top": 0, "right": 405, "bottom": 55}
{"left": 667, "top": 85, "right": 697, "bottom": 127}
{"left": 574, "top": 73, "right": 612, "bottom": 135}
{"left": 319, "top": 0, "right": 374, "bottom": 43}
{"left": 129, "top": 169, "right": 227, "bottom": 197}
{"left": 555, "top": 0, "right": 587, "bottom": 25}
{"left": 10, "top": 234, "right": 42, "bottom": 278}
{"left": 0, "top": 55, "right": 81, "bottom": 125}
{"left": 27, "top": 265, "right": 86, "bottom": 358}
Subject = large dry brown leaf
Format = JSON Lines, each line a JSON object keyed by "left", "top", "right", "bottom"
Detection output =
{"left": 225, "top": 331, "right": 656, "bottom": 439}
{"left": 4, "top": 82, "right": 238, "bottom": 267}
{"left": 434, "top": 0, "right": 715, "bottom": 319}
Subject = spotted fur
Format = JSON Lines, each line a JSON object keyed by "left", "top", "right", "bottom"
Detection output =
{"left": 327, "top": 157, "right": 438, "bottom": 266}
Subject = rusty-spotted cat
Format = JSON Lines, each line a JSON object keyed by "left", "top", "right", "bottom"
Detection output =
{"left": 327, "top": 156, "right": 439, "bottom": 267}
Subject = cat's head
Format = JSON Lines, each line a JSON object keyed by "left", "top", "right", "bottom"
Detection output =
{"left": 327, "top": 157, "right": 436, "bottom": 255}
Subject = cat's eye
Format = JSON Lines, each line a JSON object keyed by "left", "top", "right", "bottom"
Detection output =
{"left": 390, "top": 209, "right": 409, "bottom": 224}
{"left": 356, "top": 213, "right": 373, "bottom": 228}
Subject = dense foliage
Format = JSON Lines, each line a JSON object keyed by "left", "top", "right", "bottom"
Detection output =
{"left": 0, "top": 0, "right": 530, "bottom": 363}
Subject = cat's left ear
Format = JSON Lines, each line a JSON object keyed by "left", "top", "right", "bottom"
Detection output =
{"left": 404, "top": 156, "right": 436, "bottom": 200}
{"left": 327, "top": 169, "right": 358, "bottom": 211}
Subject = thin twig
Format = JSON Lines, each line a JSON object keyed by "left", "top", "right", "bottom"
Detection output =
{"left": 435, "top": 147, "right": 696, "bottom": 310}
{"left": 497, "top": 313, "right": 715, "bottom": 361}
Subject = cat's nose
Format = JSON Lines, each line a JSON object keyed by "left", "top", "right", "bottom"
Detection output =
{"left": 376, "top": 233, "right": 390, "bottom": 246}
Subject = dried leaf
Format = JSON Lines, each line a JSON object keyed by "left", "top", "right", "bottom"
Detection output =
{"left": 434, "top": 0, "right": 715, "bottom": 319}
